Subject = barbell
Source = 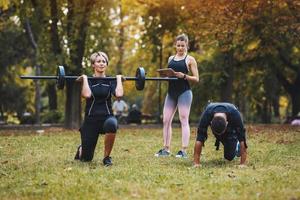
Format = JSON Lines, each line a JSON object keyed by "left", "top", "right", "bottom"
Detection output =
{"left": 20, "top": 66, "right": 178, "bottom": 90}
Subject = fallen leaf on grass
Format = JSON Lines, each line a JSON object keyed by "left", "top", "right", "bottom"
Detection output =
{"left": 40, "top": 180, "right": 48, "bottom": 186}
{"left": 1, "top": 160, "right": 8, "bottom": 164}
{"left": 64, "top": 167, "right": 72, "bottom": 171}
{"left": 228, "top": 174, "right": 236, "bottom": 178}
{"left": 228, "top": 171, "right": 236, "bottom": 178}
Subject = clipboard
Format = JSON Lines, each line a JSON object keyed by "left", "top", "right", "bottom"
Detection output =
{"left": 157, "top": 68, "right": 176, "bottom": 77}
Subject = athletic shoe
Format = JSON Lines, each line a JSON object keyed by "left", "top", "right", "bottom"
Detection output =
{"left": 155, "top": 149, "right": 170, "bottom": 157}
{"left": 235, "top": 141, "right": 241, "bottom": 157}
{"left": 175, "top": 150, "right": 188, "bottom": 158}
{"left": 103, "top": 156, "right": 113, "bottom": 166}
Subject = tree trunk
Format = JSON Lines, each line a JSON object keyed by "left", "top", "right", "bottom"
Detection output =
{"left": 276, "top": 70, "right": 300, "bottom": 118}
{"left": 235, "top": 88, "right": 247, "bottom": 121}
{"left": 220, "top": 52, "right": 234, "bottom": 102}
{"left": 25, "top": 19, "right": 41, "bottom": 124}
{"left": 256, "top": 104, "right": 262, "bottom": 123}
{"left": 34, "top": 65, "right": 41, "bottom": 124}
{"left": 291, "top": 91, "right": 300, "bottom": 117}
{"left": 277, "top": 50, "right": 300, "bottom": 118}
{"left": 65, "top": 81, "right": 82, "bottom": 129}
{"left": 47, "top": 0, "right": 61, "bottom": 111}
{"left": 49, "top": 0, "right": 61, "bottom": 55}
{"left": 64, "top": 0, "right": 95, "bottom": 129}
{"left": 262, "top": 100, "right": 271, "bottom": 123}
{"left": 272, "top": 95, "right": 280, "bottom": 117}
{"left": 46, "top": 82, "right": 57, "bottom": 110}
{"left": 265, "top": 71, "right": 280, "bottom": 120}
{"left": 290, "top": 73, "right": 300, "bottom": 116}
{"left": 116, "top": 1, "right": 124, "bottom": 74}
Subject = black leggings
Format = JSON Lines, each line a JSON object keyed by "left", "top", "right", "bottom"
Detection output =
{"left": 76, "top": 116, "right": 118, "bottom": 161}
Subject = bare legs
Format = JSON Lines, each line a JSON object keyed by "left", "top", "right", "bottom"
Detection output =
{"left": 104, "top": 133, "right": 116, "bottom": 158}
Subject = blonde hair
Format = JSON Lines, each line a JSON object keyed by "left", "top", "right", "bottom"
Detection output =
{"left": 90, "top": 51, "right": 109, "bottom": 65}
{"left": 175, "top": 33, "right": 189, "bottom": 49}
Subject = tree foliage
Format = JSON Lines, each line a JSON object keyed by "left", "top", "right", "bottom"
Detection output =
{"left": 1, "top": 0, "right": 299, "bottom": 124}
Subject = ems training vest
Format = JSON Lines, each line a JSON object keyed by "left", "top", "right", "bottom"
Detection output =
{"left": 167, "top": 55, "right": 190, "bottom": 98}
{"left": 84, "top": 79, "right": 116, "bottom": 119}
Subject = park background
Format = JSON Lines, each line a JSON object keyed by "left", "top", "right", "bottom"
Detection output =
{"left": 0, "top": 1, "right": 300, "bottom": 200}
{"left": 0, "top": 0, "right": 299, "bottom": 128}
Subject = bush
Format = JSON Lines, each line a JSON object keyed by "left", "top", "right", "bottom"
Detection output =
{"left": 41, "top": 111, "right": 62, "bottom": 123}
{"left": 19, "top": 114, "right": 35, "bottom": 124}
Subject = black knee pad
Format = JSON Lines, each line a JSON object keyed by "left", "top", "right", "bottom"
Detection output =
{"left": 224, "top": 153, "right": 235, "bottom": 161}
{"left": 103, "top": 117, "right": 118, "bottom": 133}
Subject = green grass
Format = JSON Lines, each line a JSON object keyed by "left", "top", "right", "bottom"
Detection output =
{"left": 0, "top": 125, "right": 299, "bottom": 200}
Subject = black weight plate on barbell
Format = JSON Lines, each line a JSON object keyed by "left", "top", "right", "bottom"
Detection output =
{"left": 135, "top": 67, "right": 145, "bottom": 90}
{"left": 56, "top": 66, "right": 65, "bottom": 89}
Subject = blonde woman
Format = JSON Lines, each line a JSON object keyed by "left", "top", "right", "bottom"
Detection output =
{"left": 74, "top": 51, "right": 123, "bottom": 166}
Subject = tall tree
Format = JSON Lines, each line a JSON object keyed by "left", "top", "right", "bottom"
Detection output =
{"left": 115, "top": 0, "right": 125, "bottom": 74}
{"left": 138, "top": 0, "right": 181, "bottom": 117}
{"left": 64, "top": 0, "right": 96, "bottom": 128}
{"left": 16, "top": 0, "right": 113, "bottom": 128}
{"left": 247, "top": 0, "right": 300, "bottom": 118}
{"left": 0, "top": 3, "right": 35, "bottom": 121}
{"left": 46, "top": 0, "right": 63, "bottom": 111}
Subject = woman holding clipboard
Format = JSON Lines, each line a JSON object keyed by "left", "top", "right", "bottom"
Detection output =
{"left": 155, "top": 34, "right": 199, "bottom": 158}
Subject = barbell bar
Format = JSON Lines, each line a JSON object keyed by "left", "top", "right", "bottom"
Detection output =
{"left": 20, "top": 66, "right": 178, "bottom": 90}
